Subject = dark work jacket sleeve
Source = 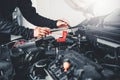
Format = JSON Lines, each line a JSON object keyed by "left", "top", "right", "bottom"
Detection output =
{"left": 0, "top": 18, "right": 34, "bottom": 39}
{"left": 18, "top": 0, "right": 57, "bottom": 29}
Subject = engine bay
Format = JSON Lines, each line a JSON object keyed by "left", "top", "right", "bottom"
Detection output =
{"left": 1, "top": 11, "right": 120, "bottom": 80}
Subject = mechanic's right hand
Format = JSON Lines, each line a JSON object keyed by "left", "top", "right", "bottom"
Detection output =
{"left": 34, "top": 27, "right": 50, "bottom": 38}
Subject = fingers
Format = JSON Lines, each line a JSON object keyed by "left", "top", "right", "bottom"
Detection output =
{"left": 57, "top": 19, "right": 69, "bottom": 28}
{"left": 58, "top": 19, "right": 69, "bottom": 24}
{"left": 41, "top": 27, "right": 51, "bottom": 34}
{"left": 34, "top": 27, "right": 51, "bottom": 39}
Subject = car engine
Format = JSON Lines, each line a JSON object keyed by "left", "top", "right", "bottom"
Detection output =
{"left": 2, "top": 10, "right": 120, "bottom": 80}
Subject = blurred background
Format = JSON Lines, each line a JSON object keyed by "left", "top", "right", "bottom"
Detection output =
{"left": 12, "top": 0, "right": 120, "bottom": 39}
{"left": 22, "top": 0, "right": 120, "bottom": 27}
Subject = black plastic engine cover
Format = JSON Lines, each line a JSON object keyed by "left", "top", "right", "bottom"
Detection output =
{"left": 48, "top": 50, "right": 104, "bottom": 80}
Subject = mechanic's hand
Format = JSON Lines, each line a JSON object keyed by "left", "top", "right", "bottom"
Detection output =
{"left": 34, "top": 27, "right": 50, "bottom": 38}
{"left": 56, "top": 19, "right": 69, "bottom": 28}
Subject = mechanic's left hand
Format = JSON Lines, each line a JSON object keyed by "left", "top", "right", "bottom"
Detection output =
{"left": 56, "top": 19, "right": 69, "bottom": 28}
